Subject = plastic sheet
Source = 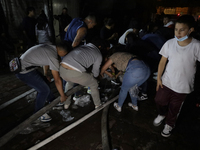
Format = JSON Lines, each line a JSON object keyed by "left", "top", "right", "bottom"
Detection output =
{"left": 103, "top": 74, "right": 113, "bottom": 81}
{"left": 52, "top": 106, "right": 63, "bottom": 110}
{"left": 104, "top": 88, "right": 112, "bottom": 93}
{"left": 129, "top": 85, "right": 139, "bottom": 98}
{"left": 19, "top": 122, "right": 50, "bottom": 134}
{"left": 60, "top": 110, "right": 74, "bottom": 122}
{"left": 111, "top": 80, "right": 120, "bottom": 85}
{"left": 26, "top": 91, "right": 37, "bottom": 103}
{"left": 74, "top": 95, "right": 91, "bottom": 107}
{"left": 118, "top": 75, "right": 124, "bottom": 82}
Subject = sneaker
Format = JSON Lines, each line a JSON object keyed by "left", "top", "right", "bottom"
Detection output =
{"left": 95, "top": 103, "right": 102, "bottom": 109}
{"left": 113, "top": 102, "right": 121, "bottom": 112}
{"left": 64, "top": 101, "right": 71, "bottom": 109}
{"left": 40, "top": 113, "right": 52, "bottom": 122}
{"left": 111, "top": 80, "right": 120, "bottom": 85}
{"left": 153, "top": 72, "right": 158, "bottom": 76}
{"left": 56, "top": 102, "right": 64, "bottom": 106}
{"left": 161, "top": 124, "right": 173, "bottom": 137}
{"left": 153, "top": 76, "right": 157, "bottom": 80}
{"left": 153, "top": 115, "right": 165, "bottom": 126}
{"left": 138, "top": 93, "right": 148, "bottom": 101}
{"left": 73, "top": 96, "right": 80, "bottom": 101}
{"left": 128, "top": 103, "right": 138, "bottom": 111}
{"left": 87, "top": 88, "right": 91, "bottom": 94}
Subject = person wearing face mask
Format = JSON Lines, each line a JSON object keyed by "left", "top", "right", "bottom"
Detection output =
{"left": 153, "top": 15, "right": 200, "bottom": 137}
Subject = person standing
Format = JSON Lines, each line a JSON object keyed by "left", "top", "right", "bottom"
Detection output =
{"left": 35, "top": 10, "right": 52, "bottom": 44}
{"left": 64, "top": 14, "right": 97, "bottom": 48}
{"left": 22, "top": 7, "right": 37, "bottom": 49}
{"left": 54, "top": 7, "right": 72, "bottom": 41}
{"left": 100, "top": 18, "right": 118, "bottom": 45}
{"left": 153, "top": 15, "right": 200, "bottom": 137}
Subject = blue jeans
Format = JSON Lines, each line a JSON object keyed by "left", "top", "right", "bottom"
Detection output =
{"left": 118, "top": 60, "right": 150, "bottom": 107}
{"left": 16, "top": 70, "right": 55, "bottom": 112}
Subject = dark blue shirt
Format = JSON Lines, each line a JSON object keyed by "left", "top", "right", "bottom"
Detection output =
{"left": 64, "top": 18, "right": 87, "bottom": 43}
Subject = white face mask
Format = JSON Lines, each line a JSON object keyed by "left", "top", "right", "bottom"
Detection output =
{"left": 175, "top": 35, "right": 189, "bottom": 41}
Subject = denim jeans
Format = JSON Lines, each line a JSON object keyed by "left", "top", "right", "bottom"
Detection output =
{"left": 16, "top": 70, "right": 55, "bottom": 112}
{"left": 118, "top": 59, "right": 150, "bottom": 107}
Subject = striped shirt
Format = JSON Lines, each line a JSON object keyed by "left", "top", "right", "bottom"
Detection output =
{"left": 61, "top": 43, "right": 102, "bottom": 77}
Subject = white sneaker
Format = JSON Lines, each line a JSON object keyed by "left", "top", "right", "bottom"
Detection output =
{"left": 95, "top": 103, "right": 102, "bottom": 109}
{"left": 40, "top": 113, "right": 52, "bottom": 122}
{"left": 153, "top": 76, "right": 157, "bottom": 80}
{"left": 128, "top": 103, "right": 138, "bottom": 111}
{"left": 138, "top": 93, "right": 148, "bottom": 101}
{"left": 161, "top": 124, "right": 173, "bottom": 137}
{"left": 153, "top": 72, "right": 158, "bottom": 76}
{"left": 153, "top": 115, "right": 165, "bottom": 126}
{"left": 64, "top": 101, "right": 71, "bottom": 109}
{"left": 56, "top": 102, "right": 64, "bottom": 106}
{"left": 113, "top": 102, "right": 121, "bottom": 112}
{"left": 87, "top": 88, "right": 91, "bottom": 94}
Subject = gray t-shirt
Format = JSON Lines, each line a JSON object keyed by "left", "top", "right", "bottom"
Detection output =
{"left": 20, "top": 44, "right": 59, "bottom": 73}
{"left": 61, "top": 43, "right": 102, "bottom": 77}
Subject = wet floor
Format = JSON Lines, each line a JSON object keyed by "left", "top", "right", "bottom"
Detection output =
{"left": 0, "top": 67, "right": 200, "bottom": 150}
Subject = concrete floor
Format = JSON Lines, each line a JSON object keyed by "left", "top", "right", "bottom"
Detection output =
{"left": 0, "top": 67, "right": 200, "bottom": 150}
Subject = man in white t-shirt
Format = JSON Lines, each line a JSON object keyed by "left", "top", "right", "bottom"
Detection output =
{"left": 15, "top": 43, "right": 70, "bottom": 122}
{"left": 153, "top": 15, "right": 200, "bottom": 137}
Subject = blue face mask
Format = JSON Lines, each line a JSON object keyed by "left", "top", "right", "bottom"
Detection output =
{"left": 175, "top": 35, "right": 189, "bottom": 41}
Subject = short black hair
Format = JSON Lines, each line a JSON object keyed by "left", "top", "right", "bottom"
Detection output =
{"left": 163, "top": 15, "right": 171, "bottom": 20}
{"left": 26, "top": 7, "right": 35, "bottom": 15}
{"left": 90, "top": 38, "right": 110, "bottom": 57}
{"left": 63, "top": 7, "right": 68, "bottom": 11}
{"left": 56, "top": 41, "right": 72, "bottom": 53}
{"left": 91, "top": 38, "right": 110, "bottom": 50}
{"left": 129, "top": 18, "right": 140, "bottom": 29}
{"left": 104, "top": 18, "right": 115, "bottom": 26}
{"left": 175, "top": 15, "right": 195, "bottom": 29}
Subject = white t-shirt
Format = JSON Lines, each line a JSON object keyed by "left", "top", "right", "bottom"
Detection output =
{"left": 118, "top": 28, "right": 133, "bottom": 45}
{"left": 160, "top": 38, "right": 200, "bottom": 93}
{"left": 35, "top": 23, "right": 52, "bottom": 44}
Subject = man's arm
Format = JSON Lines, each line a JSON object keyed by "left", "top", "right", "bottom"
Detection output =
{"left": 43, "top": 65, "right": 51, "bottom": 82}
{"left": 64, "top": 24, "right": 69, "bottom": 32}
{"left": 156, "top": 56, "right": 168, "bottom": 91}
{"left": 72, "top": 27, "right": 87, "bottom": 48}
{"left": 51, "top": 70, "right": 67, "bottom": 102}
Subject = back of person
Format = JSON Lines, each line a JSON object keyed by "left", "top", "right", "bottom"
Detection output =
{"left": 36, "top": 13, "right": 52, "bottom": 44}
{"left": 62, "top": 43, "right": 102, "bottom": 77}
{"left": 23, "top": 16, "right": 37, "bottom": 41}
{"left": 22, "top": 7, "right": 37, "bottom": 49}
{"left": 141, "top": 33, "right": 166, "bottom": 51}
{"left": 100, "top": 18, "right": 118, "bottom": 45}
{"left": 54, "top": 7, "right": 72, "bottom": 41}
{"left": 64, "top": 18, "right": 87, "bottom": 43}
{"left": 20, "top": 44, "right": 59, "bottom": 73}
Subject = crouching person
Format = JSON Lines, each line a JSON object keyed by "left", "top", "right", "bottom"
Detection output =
{"left": 15, "top": 43, "right": 70, "bottom": 122}
{"left": 100, "top": 52, "right": 150, "bottom": 112}
{"left": 59, "top": 40, "right": 109, "bottom": 109}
